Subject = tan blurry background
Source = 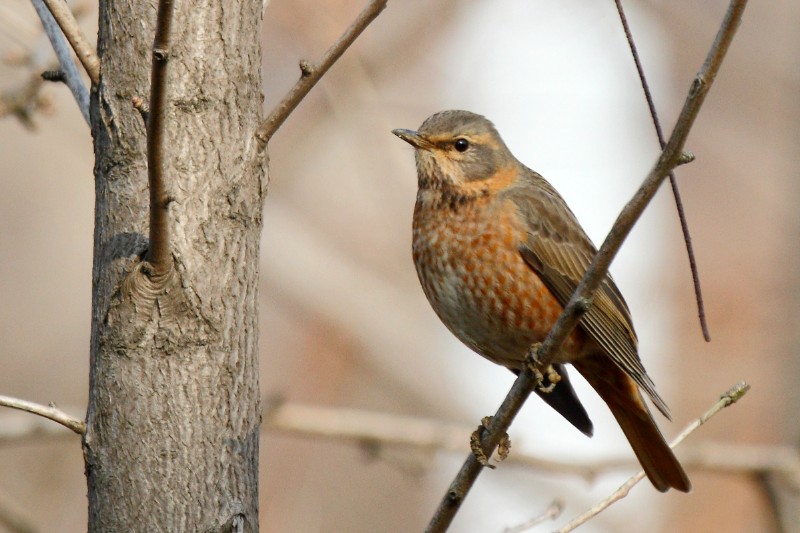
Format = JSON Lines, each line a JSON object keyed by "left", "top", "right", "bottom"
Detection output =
{"left": 0, "top": 1, "right": 797, "bottom": 532}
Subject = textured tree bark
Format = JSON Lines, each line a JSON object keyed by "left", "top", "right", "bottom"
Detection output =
{"left": 84, "top": 1, "right": 266, "bottom": 531}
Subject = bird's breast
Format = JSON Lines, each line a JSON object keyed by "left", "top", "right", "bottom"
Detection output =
{"left": 412, "top": 194, "right": 582, "bottom": 368}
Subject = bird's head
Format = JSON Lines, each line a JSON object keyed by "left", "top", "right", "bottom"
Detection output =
{"left": 392, "top": 110, "right": 516, "bottom": 190}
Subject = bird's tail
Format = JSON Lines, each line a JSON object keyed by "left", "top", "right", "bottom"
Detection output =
{"left": 574, "top": 356, "right": 691, "bottom": 492}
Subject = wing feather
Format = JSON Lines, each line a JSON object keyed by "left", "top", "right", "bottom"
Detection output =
{"left": 505, "top": 170, "right": 670, "bottom": 418}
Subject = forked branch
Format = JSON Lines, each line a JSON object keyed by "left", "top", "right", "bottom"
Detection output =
{"left": 554, "top": 382, "right": 750, "bottom": 532}
{"left": 39, "top": 0, "right": 100, "bottom": 84}
{"left": 31, "top": 0, "right": 90, "bottom": 123}
{"left": 255, "top": 0, "right": 388, "bottom": 146}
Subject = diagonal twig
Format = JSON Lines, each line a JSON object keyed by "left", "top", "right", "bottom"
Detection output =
{"left": 424, "top": 2, "right": 748, "bottom": 530}
{"left": 255, "top": 0, "right": 388, "bottom": 146}
{"left": 38, "top": 0, "right": 100, "bottom": 84}
{"left": 0, "top": 394, "right": 85, "bottom": 435}
{"left": 555, "top": 382, "right": 750, "bottom": 532}
{"left": 502, "top": 500, "right": 563, "bottom": 533}
{"left": 614, "top": 0, "right": 710, "bottom": 342}
{"left": 30, "top": 0, "right": 90, "bottom": 124}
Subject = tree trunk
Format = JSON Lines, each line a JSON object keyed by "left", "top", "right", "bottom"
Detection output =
{"left": 84, "top": 1, "right": 266, "bottom": 531}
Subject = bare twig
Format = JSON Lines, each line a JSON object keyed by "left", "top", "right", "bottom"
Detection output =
{"left": 2, "top": 399, "right": 792, "bottom": 481}
{"left": 38, "top": 0, "right": 100, "bottom": 84}
{"left": 264, "top": 400, "right": 470, "bottom": 449}
{"left": 255, "top": 0, "right": 388, "bottom": 146}
{"left": 555, "top": 382, "right": 750, "bottom": 533}
{"left": 0, "top": 411, "right": 76, "bottom": 444}
{"left": 145, "top": 0, "right": 176, "bottom": 273}
{"left": 0, "top": 394, "right": 85, "bottom": 435}
{"left": 425, "top": 371, "right": 538, "bottom": 533}
{"left": 614, "top": 0, "right": 710, "bottom": 342}
{"left": 502, "top": 500, "right": 563, "bottom": 533}
{"left": 263, "top": 400, "right": 796, "bottom": 480}
{"left": 425, "top": 2, "right": 748, "bottom": 530}
{"left": 40, "top": 69, "right": 65, "bottom": 82}
{"left": 30, "top": 0, "right": 90, "bottom": 124}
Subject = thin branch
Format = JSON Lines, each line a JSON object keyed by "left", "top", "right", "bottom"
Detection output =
{"left": 264, "top": 399, "right": 471, "bottom": 449}
{"left": 555, "top": 382, "right": 750, "bottom": 533}
{"left": 0, "top": 411, "right": 75, "bottom": 444}
{"left": 255, "top": 0, "right": 388, "bottom": 146}
{"left": 145, "top": 0, "right": 176, "bottom": 273}
{"left": 425, "top": 371, "right": 538, "bottom": 533}
{"left": 262, "top": 400, "right": 796, "bottom": 479}
{"left": 425, "top": 2, "right": 748, "bottom": 530}
{"left": 4, "top": 397, "right": 790, "bottom": 481}
{"left": 30, "top": 0, "right": 90, "bottom": 124}
{"left": 38, "top": 0, "right": 99, "bottom": 85}
{"left": 502, "top": 500, "right": 563, "bottom": 533}
{"left": 614, "top": 0, "right": 710, "bottom": 342}
{"left": 0, "top": 394, "right": 85, "bottom": 435}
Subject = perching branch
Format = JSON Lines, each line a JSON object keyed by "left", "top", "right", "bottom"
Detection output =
{"left": 425, "top": 2, "right": 748, "bottom": 531}
{"left": 555, "top": 382, "right": 750, "bottom": 533}
{"left": 30, "top": 0, "right": 90, "bottom": 124}
{"left": 614, "top": 0, "right": 710, "bottom": 342}
{"left": 255, "top": 0, "right": 388, "bottom": 146}
{"left": 537, "top": 0, "right": 746, "bottom": 391}
{"left": 38, "top": 0, "right": 100, "bottom": 85}
{"left": 145, "top": 0, "right": 176, "bottom": 273}
{"left": 0, "top": 394, "right": 85, "bottom": 435}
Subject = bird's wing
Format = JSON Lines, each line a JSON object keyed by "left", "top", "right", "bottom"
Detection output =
{"left": 505, "top": 170, "right": 670, "bottom": 418}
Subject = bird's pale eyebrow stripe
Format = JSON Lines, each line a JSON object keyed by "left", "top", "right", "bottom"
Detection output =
{"left": 468, "top": 132, "right": 496, "bottom": 145}
{"left": 424, "top": 134, "right": 460, "bottom": 146}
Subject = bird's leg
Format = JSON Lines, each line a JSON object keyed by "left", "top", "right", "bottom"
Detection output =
{"left": 525, "top": 342, "right": 561, "bottom": 393}
{"left": 539, "top": 364, "right": 562, "bottom": 394}
{"left": 496, "top": 426, "right": 511, "bottom": 463}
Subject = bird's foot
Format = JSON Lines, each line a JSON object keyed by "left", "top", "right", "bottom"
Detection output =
{"left": 537, "top": 364, "right": 562, "bottom": 394}
{"left": 470, "top": 416, "right": 511, "bottom": 468}
{"left": 526, "top": 344, "right": 561, "bottom": 394}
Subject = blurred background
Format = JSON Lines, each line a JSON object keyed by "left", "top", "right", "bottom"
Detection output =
{"left": 0, "top": 0, "right": 797, "bottom": 531}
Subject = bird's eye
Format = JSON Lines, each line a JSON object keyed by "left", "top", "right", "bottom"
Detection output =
{"left": 454, "top": 138, "right": 470, "bottom": 152}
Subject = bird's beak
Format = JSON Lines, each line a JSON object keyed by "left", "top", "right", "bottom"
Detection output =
{"left": 392, "top": 128, "right": 434, "bottom": 151}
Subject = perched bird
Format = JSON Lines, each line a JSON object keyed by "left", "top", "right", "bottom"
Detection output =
{"left": 392, "top": 110, "right": 690, "bottom": 492}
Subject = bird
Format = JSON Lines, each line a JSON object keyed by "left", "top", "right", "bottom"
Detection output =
{"left": 392, "top": 110, "right": 690, "bottom": 492}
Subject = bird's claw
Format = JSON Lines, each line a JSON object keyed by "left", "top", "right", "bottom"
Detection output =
{"left": 537, "top": 364, "right": 562, "bottom": 394}
{"left": 525, "top": 344, "right": 561, "bottom": 394}
{"left": 470, "top": 416, "right": 511, "bottom": 468}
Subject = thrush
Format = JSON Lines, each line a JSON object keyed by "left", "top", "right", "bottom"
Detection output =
{"left": 392, "top": 110, "right": 690, "bottom": 492}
